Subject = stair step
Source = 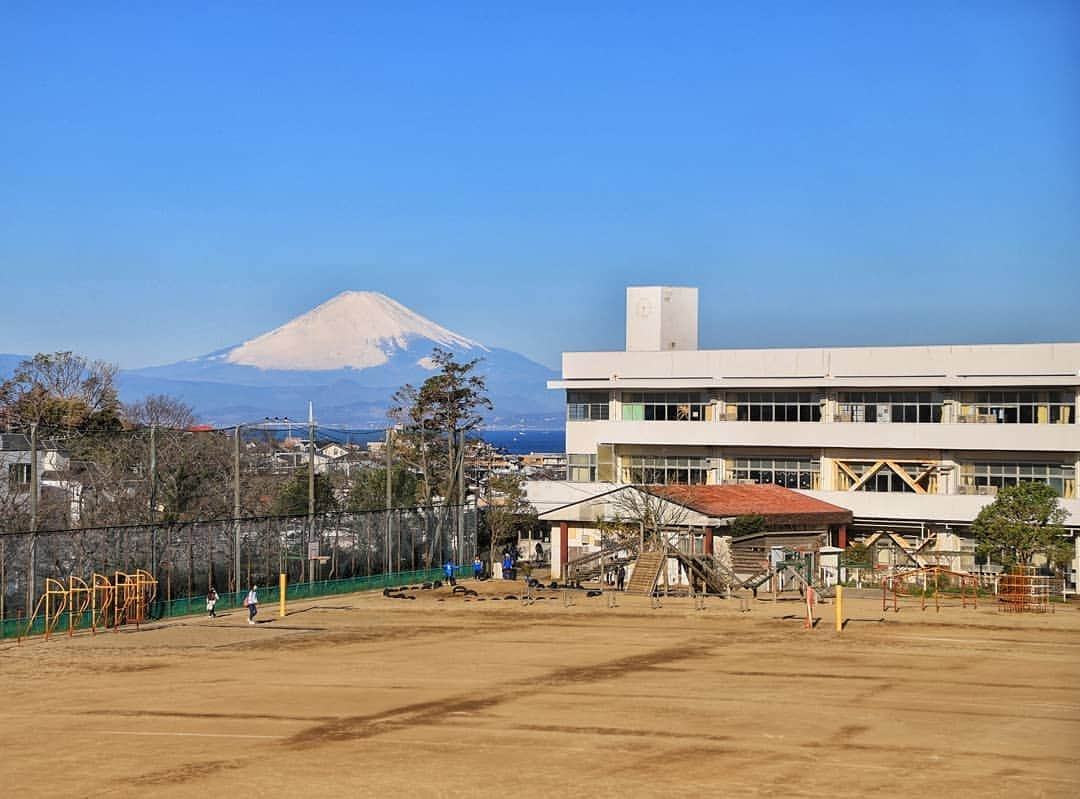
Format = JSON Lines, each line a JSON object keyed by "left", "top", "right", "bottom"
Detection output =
{"left": 625, "top": 552, "right": 665, "bottom": 595}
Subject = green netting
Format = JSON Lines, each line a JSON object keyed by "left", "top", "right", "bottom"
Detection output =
{"left": 1, "top": 567, "right": 451, "bottom": 640}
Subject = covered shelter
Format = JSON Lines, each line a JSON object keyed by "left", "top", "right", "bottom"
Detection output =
{"left": 539, "top": 483, "right": 853, "bottom": 580}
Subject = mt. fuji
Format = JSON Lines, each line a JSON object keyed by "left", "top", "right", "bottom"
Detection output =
{"left": 119, "top": 292, "right": 561, "bottom": 427}
{"left": 225, "top": 291, "right": 484, "bottom": 371}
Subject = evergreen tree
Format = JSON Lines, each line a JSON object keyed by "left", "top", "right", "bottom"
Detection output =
{"left": 972, "top": 482, "right": 1067, "bottom": 567}
{"left": 272, "top": 467, "right": 338, "bottom": 516}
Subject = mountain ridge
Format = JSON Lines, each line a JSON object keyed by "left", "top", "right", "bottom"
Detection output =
{"left": 2, "top": 293, "right": 564, "bottom": 427}
{"left": 128, "top": 292, "right": 560, "bottom": 427}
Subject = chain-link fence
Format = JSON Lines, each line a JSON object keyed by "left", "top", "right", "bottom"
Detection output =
{"left": 0, "top": 504, "right": 477, "bottom": 627}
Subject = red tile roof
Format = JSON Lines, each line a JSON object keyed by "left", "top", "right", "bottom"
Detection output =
{"left": 645, "top": 484, "right": 852, "bottom": 526}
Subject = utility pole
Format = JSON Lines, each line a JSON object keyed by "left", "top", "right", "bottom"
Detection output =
{"left": 149, "top": 423, "right": 157, "bottom": 580}
{"left": 149, "top": 424, "right": 157, "bottom": 523}
{"left": 308, "top": 402, "right": 315, "bottom": 583}
{"left": 28, "top": 422, "right": 39, "bottom": 613}
{"left": 385, "top": 427, "right": 392, "bottom": 574}
{"left": 458, "top": 429, "right": 466, "bottom": 565}
{"left": 233, "top": 424, "right": 241, "bottom": 593}
{"left": 29, "top": 422, "right": 38, "bottom": 533}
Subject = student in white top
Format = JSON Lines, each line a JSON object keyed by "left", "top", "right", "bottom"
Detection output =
{"left": 245, "top": 585, "right": 258, "bottom": 624}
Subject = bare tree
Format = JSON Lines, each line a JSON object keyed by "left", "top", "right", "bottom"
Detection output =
{"left": 0, "top": 352, "right": 120, "bottom": 431}
{"left": 603, "top": 485, "right": 692, "bottom": 551}
{"left": 70, "top": 428, "right": 234, "bottom": 527}
{"left": 122, "top": 395, "right": 197, "bottom": 429}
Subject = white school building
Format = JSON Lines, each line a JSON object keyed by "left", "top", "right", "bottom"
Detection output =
{"left": 536, "top": 286, "right": 1080, "bottom": 590}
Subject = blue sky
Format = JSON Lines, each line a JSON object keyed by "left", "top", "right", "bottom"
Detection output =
{"left": 2, "top": 2, "right": 1077, "bottom": 370}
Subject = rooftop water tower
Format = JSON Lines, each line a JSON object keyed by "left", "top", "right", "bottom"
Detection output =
{"left": 625, "top": 286, "right": 698, "bottom": 352}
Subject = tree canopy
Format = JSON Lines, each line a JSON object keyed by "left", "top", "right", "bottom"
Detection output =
{"left": 272, "top": 467, "right": 338, "bottom": 516}
{"left": 348, "top": 466, "right": 420, "bottom": 511}
{"left": 387, "top": 347, "right": 492, "bottom": 566}
{"left": 388, "top": 347, "right": 492, "bottom": 504}
{"left": 971, "top": 482, "right": 1068, "bottom": 567}
{"left": 483, "top": 473, "right": 537, "bottom": 564}
{"left": 729, "top": 513, "right": 767, "bottom": 537}
{"left": 0, "top": 351, "right": 121, "bottom": 432}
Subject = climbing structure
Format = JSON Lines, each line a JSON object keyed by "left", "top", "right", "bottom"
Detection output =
{"left": 881, "top": 565, "right": 978, "bottom": 613}
{"left": 20, "top": 578, "right": 69, "bottom": 641}
{"left": 736, "top": 549, "right": 835, "bottom": 600}
{"left": 19, "top": 569, "right": 159, "bottom": 643}
{"left": 998, "top": 566, "right": 1056, "bottom": 613}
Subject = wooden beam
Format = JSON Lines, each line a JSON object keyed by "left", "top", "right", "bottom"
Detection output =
{"left": 835, "top": 460, "right": 860, "bottom": 487}
{"left": 914, "top": 533, "right": 937, "bottom": 554}
{"left": 886, "top": 532, "right": 925, "bottom": 566}
{"left": 881, "top": 462, "right": 924, "bottom": 492}
{"left": 848, "top": 461, "right": 886, "bottom": 492}
{"left": 912, "top": 463, "right": 937, "bottom": 488}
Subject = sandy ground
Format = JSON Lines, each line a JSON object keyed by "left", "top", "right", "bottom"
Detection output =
{"left": 1, "top": 577, "right": 1078, "bottom": 799}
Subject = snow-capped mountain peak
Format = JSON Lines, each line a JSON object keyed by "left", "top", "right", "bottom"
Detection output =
{"left": 224, "top": 291, "right": 486, "bottom": 371}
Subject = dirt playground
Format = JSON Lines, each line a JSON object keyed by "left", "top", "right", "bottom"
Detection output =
{"left": 1, "top": 578, "right": 1078, "bottom": 798}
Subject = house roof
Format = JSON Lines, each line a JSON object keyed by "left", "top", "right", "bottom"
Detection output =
{"left": 0, "top": 433, "right": 65, "bottom": 452}
{"left": 644, "top": 484, "right": 853, "bottom": 527}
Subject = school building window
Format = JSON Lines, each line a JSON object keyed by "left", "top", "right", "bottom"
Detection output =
{"left": 957, "top": 391, "right": 1074, "bottom": 424}
{"left": 566, "top": 391, "right": 610, "bottom": 421}
{"left": 726, "top": 457, "right": 821, "bottom": 490}
{"left": 567, "top": 454, "right": 597, "bottom": 482}
{"left": 725, "top": 392, "right": 821, "bottom": 422}
{"left": 621, "top": 455, "right": 710, "bottom": 485}
{"left": 960, "top": 462, "right": 1075, "bottom": 498}
{"left": 836, "top": 392, "right": 942, "bottom": 423}
{"left": 621, "top": 392, "right": 709, "bottom": 421}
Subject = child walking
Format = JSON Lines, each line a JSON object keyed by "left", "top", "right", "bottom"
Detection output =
{"left": 245, "top": 584, "right": 258, "bottom": 624}
{"left": 207, "top": 586, "right": 219, "bottom": 618}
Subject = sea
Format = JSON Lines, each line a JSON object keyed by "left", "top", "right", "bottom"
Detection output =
{"left": 479, "top": 429, "right": 565, "bottom": 455}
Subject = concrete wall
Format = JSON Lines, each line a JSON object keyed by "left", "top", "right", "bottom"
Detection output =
{"left": 558, "top": 342, "right": 1080, "bottom": 386}
{"left": 798, "top": 489, "right": 1080, "bottom": 527}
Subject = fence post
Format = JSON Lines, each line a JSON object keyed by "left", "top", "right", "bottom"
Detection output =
{"left": 279, "top": 572, "right": 286, "bottom": 617}
{"left": 835, "top": 584, "right": 843, "bottom": 632}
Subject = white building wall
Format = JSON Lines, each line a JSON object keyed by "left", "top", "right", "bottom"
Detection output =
{"left": 567, "top": 419, "right": 1080, "bottom": 454}
{"left": 559, "top": 342, "right": 1080, "bottom": 386}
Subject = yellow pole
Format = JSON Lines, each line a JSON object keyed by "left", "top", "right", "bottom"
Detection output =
{"left": 279, "top": 572, "right": 286, "bottom": 618}
{"left": 835, "top": 584, "right": 844, "bottom": 633}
